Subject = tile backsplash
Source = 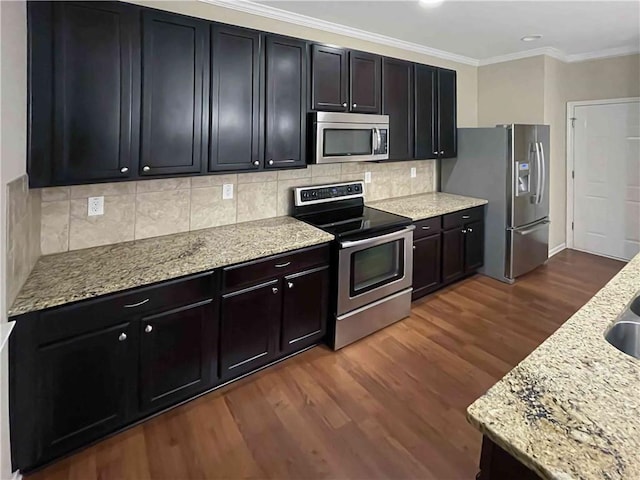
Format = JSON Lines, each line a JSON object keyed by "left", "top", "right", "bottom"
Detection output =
{"left": 38, "top": 160, "right": 436, "bottom": 254}
{"left": 6, "top": 175, "right": 41, "bottom": 306}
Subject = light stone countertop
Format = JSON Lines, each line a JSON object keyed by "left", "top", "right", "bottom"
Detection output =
{"left": 9, "top": 217, "right": 334, "bottom": 317}
{"left": 368, "top": 192, "right": 488, "bottom": 221}
{"left": 467, "top": 252, "right": 640, "bottom": 480}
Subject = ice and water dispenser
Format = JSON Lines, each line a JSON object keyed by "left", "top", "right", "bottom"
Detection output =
{"left": 515, "top": 160, "right": 531, "bottom": 196}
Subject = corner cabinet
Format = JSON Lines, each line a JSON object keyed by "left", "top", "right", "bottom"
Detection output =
{"left": 412, "top": 206, "right": 485, "bottom": 301}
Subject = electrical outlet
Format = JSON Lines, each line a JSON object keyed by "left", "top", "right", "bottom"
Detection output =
{"left": 410, "top": 167, "right": 417, "bottom": 178}
{"left": 364, "top": 171, "right": 372, "bottom": 184}
{"left": 222, "top": 184, "right": 234, "bottom": 200}
{"left": 87, "top": 196, "right": 104, "bottom": 216}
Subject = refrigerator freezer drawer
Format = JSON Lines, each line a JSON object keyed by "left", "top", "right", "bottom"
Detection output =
{"left": 506, "top": 219, "right": 550, "bottom": 279}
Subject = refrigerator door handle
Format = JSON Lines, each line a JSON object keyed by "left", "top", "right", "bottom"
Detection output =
{"left": 534, "top": 142, "right": 543, "bottom": 204}
{"left": 538, "top": 141, "right": 546, "bottom": 205}
{"left": 514, "top": 219, "right": 551, "bottom": 236}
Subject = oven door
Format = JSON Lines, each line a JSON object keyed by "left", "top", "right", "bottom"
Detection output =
{"left": 316, "top": 122, "right": 389, "bottom": 163}
{"left": 337, "top": 226, "right": 414, "bottom": 315}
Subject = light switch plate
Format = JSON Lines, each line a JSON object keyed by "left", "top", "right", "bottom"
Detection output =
{"left": 364, "top": 171, "right": 372, "bottom": 184}
{"left": 410, "top": 167, "right": 417, "bottom": 178}
{"left": 222, "top": 184, "right": 234, "bottom": 200}
{"left": 88, "top": 196, "right": 104, "bottom": 216}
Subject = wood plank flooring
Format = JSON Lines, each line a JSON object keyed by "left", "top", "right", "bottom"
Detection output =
{"left": 27, "top": 250, "right": 625, "bottom": 480}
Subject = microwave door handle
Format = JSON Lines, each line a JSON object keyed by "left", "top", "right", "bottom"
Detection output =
{"left": 538, "top": 142, "right": 546, "bottom": 205}
{"left": 372, "top": 128, "right": 379, "bottom": 152}
{"left": 376, "top": 128, "right": 382, "bottom": 153}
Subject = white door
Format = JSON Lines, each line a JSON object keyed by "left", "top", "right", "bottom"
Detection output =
{"left": 572, "top": 100, "right": 640, "bottom": 261}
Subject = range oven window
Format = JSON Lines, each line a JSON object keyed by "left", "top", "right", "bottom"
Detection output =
{"left": 350, "top": 239, "right": 404, "bottom": 296}
{"left": 323, "top": 129, "right": 372, "bottom": 157}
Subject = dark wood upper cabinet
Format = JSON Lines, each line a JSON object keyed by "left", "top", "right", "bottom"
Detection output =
{"left": 264, "top": 35, "right": 307, "bottom": 169}
{"left": 310, "top": 44, "right": 348, "bottom": 111}
{"left": 219, "top": 280, "right": 281, "bottom": 380}
{"left": 438, "top": 68, "right": 457, "bottom": 158}
{"left": 37, "top": 322, "right": 135, "bottom": 461}
{"left": 28, "top": 1, "right": 139, "bottom": 186}
{"left": 140, "top": 11, "right": 208, "bottom": 176}
{"left": 209, "top": 26, "right": 261, "bottom": 172}
{"left": 349, "top": 51, "right": 381, "bottom": 114}
{"left": 464, "top": 220, "right": 484, "bottom": 272}
{"left": 139, "top": 300, "right": 216, "bottom": 413}
{"left": 414, "top": 64, "right": 437, "bottom": 160}
{"left": 412, "top": 234, "right": 442, "bottom": 300}
{"left": 382, "top": 58, "right": 414, "bottom": 160}
{"left": 281, "top": 266, "right": 329, "bottom": 354}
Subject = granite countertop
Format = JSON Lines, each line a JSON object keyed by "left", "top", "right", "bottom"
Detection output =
{"left": 368, "top": 192, "right": 488, "bottom": 221}
{"left": 467, "top": 253, "right": 640, "bottom": 480}
{"left": 9, "top": 217, "right": 334, "bottom": 317}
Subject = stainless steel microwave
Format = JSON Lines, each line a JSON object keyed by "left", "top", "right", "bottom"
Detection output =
{"left": 311, "top": 112, "right": 389, "bottom": 164}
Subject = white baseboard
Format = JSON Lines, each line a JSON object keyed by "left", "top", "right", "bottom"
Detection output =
{"left": 549, "top": 243, "right": 567, "bottom": 257}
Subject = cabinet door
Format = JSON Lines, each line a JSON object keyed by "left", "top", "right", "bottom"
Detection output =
{"left": 442, "top": 227, "right": 465, "bottom": 283}
{"left": 349, "top": 51, "right": 381, "bottom": 114}
{"left": 412, "top": 234, "right": 442, "bottom": 300}
{"left": 282, "top": 267, "right": 329, "bottom": 354}
{"left": 465, "top": 220, "right": 485, "bottom": 272}
{"left": 140, "top": 11, "right": 208, "bottom": 176}
{"left": 414, "top": 64, "right": 438, "bottom": 160}
{"left": 437, "top": 68, "right": 457, "bottom": 158}
{"left": 265, "top": 36, "right": 307, "bottom": 169}
{"left": 45, "top": 2, "right": 138, "bottom": 184}
{"left": 382, "top": 58, "right": 414, "bottom": 160}
{"left": 139, "top": 300, "right": 216, "bottom": 413}
{"left": 37, "top": 323, "right": 135, "bottom": 460}
{"left": 311, "top": 44, "right": 348, "bottom": 111}
{"left": 210, "top": 26, "right": 261, "bottom": 171}
{"left": 220, "top": 280, "right": 281, "bottom": 380}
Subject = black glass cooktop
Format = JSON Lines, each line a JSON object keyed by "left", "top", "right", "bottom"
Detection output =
{"left": 296, "top": 205, "right": 411, "bottom": 239}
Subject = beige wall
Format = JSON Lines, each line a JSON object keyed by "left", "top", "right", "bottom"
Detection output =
{"left": 125, "top": 0, "right": 478, "bottom": 127}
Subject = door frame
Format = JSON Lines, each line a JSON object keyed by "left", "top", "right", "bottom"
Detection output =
{"left": 565, "top": 97, "right": 640, "bottom": 253}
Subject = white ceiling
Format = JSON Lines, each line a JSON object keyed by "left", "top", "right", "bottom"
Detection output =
{"left": 247, "top": 1, "right": 640, "bottom": 65}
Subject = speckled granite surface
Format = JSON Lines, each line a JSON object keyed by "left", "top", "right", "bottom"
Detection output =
{"left": 468, "top": 252, "right": 640, "bottom": 480}
{"left": 368, "top": 192, "right": 488, "bottom": 221}
{"left": 9, "top": 217, "right": 333, "bottom": 316}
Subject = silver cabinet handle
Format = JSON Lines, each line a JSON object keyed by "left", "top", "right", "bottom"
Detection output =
{"left": 275, "top": 261, "right": 291, "bottom": 268}
{"left": 268, "top": 160, "right": 274, "bottom": 165}
{"left": 352, "top": 103, "right": 357, "bottom": 108}
{"left": 124, "top": 298, "right": 149, "bottom": 308}
{"left": 433, "top": 151, "right": 438, "bottom": 155}
{"left": 272, "top": 287, "right": 279, "bottom": 294}
{"left": 468, "top": 227, "right": 473, "bottom": 233}
{"left": 440, "top": 150, "right": 445, "bottom": 155}
{"left": 142, "top": 166, "right": 150, "bottom": 172}
{"left": 342, "top": 102, "right": 347, "bottom": 107}
{"left": 421, "top": 226, "right": 430, "bottom": 230}
{"left": 120, "top": 167, "right": 129, "bottom": 173}
{"left": 145, "top": 325, "right": 153, "bottom": 333}
{"left": 287, "top": 281, "right": 294, "bottom": 289}
{"left": 253, "top": 160, "right": 259, "bottom": 166}
{"left": 462, "top": 215, "right": 470, "bottom": 219}
{"left": 412, "top": 245, "right": 416, "bottom": 250}
{"left": 462, "top": 229, "right": 467, "bottom": 234}
{"left": 118, "top": 333, "right": 127, "bottom": 342}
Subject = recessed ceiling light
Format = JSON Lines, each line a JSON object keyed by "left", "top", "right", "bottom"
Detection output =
{"left": 419, "top": 0, "right": 445, "bottom": 8}
{"left": 521, "top": 34, "right": 543, "bottom": 42}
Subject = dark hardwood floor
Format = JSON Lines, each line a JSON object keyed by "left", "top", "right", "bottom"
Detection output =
{"left": 27, "top": 249, "right": 625, "bottom": 480}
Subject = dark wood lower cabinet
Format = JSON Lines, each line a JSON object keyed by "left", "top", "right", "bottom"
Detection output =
{"left": 477, "top": 436, "right": 541, "bottom": 480}
{"left": 219, "top": 280, "right": 281, "bottom": 380}
{"left": 412, "top": 234, "right": 442, "bottom": 299}
{"left": 442, "top": 226, "right": 466, "bottom": 283}
{"left": 465, "top": 220, "right": 485, "bottom": 272}
{"left": 139, "top": 299, "right": 216, "bottom": 412}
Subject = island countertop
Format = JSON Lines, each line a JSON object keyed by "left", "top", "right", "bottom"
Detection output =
{"left": 368, "top": 192, "right": 488, "bottom": 221}
{"left": 467, "top": 252, "right": 640, "bottom": 480}
{"left": 9, "top": 216, "right": 334, "bottom": 317}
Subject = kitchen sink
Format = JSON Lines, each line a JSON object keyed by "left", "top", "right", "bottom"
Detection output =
{"left": 605, "top": 293, "right": 640, "bottom": 360}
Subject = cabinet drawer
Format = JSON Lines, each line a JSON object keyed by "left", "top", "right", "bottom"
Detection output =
{"left": 223, "top": 244, "right": 330, "bottom": 292}
{"left": 413, "top": 216, "right": 442, "bottom": 239}
{"left": 39, "top": 273, "right": 215, "bottom": 345}
{"left": 443, "top": 206, "right": 484, "bottom": 230}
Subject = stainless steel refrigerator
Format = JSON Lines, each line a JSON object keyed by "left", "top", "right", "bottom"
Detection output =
{"left": 441, "top": 124, "right": 550, "bottom": 283}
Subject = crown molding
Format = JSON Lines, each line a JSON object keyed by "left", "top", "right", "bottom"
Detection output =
{"left": 563, "top": 45, "right": 640, "bottom": 63}
{"left": 198, "top": 0, "right": 480, "bottom": 66}
{"left": 477, "top": 47, "right": 565, "bottom": 66}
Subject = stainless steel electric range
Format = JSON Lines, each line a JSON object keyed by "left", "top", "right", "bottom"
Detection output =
{"left": 292, "top": 181, "right": 414, "bottom": 349}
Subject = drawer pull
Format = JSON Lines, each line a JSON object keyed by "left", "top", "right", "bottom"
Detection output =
{"left": 421, "top": 226, "right": 431, "bottom": 230}
{"left": 272, "top": 287, "right": 279, "bottom": 294}
{"left": 124, "top": 298, "right": 150, "bottom": 308}
{"left": 118, "top": 333, "right": 127, "bottom": 342}
{"left": 145, "top": 325, "right": 153, "bottom": 333}
{"left": 275, "top": 262, "right": 291, "bottom": 268}
{"left": 288, "top": 282, "right": 294, "bottom": 289}
{"left": 462, "top": 215, "right": 471, "bottom": 219}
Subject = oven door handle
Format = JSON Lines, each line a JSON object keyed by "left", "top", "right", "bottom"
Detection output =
{"left": 339, "top": 225, "right": 415, "bottom": 249}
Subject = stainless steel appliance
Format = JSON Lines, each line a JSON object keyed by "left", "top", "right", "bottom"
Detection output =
{"left": 293, "top": 181, "right": 413, "bottom": 349}
{"left": 441, "top": 124, "right": 550, "bottom": 283}
{"left": 311, "top": 112, "right": 389, "bottom": 163}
